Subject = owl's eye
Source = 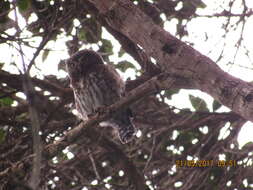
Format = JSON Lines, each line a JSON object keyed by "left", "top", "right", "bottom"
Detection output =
{"left": 70, "top": 60, "right": 76, "bottom": 66}
{"left": 67, "top": 61, "right": 78, "bottom": 70}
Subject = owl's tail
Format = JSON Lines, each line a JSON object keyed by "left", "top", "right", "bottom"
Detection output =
{"left": 118, "top": 122, "right": 136, "bottom": 144}
{"left": 114, "top": 108, "right": 136, "bottom": 144}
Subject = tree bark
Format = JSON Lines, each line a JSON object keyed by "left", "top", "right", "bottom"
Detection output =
{"left": 87, "top": 0, "right": 253, "bottom": 122}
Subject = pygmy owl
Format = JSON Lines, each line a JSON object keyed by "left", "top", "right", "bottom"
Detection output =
{"left": 66, "top": 50, "right": 136, "bottom": 143}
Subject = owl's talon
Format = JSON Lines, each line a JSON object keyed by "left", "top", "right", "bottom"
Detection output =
{"left": 87, "top": 107, "right": 107, "bottom": 118}
{"left": 95, "top": 106, "right": 107, "bottom": 115}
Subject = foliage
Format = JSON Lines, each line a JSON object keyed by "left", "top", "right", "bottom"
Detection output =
{"left": 0, "top": 0, "right": 253, "bottom": 190}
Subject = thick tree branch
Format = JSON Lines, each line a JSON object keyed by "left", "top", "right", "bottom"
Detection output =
{"left": 0, "top": 70, "right": 70, "bottom": 98}
{"left": 87, "top": 0, "right": 253, "bottom": 122}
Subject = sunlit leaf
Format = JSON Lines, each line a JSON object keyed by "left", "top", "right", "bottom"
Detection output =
{"left": 80, "top": 18, "right": 102, "bottom": 43}
{"left": 212, "top": 100, "right": 222, "bottom": 111}
{"left": 77, "top": 28, "right": 87, "bottom": 41}
{"left": 164, "top": 89, "right": 179, "bottom": 99}
{"left": 0, "top": 96, "right": 14, "bottom": 107}
{"left": 118, "top": 47, "right": 125, "bottom": 57}
{"left": 17, "top": 0, "right": 31, "bottom": 12}
{"left": 189, "top": 95, "right": 209, "bottom": 112}
{"left": 0, "top": 62, "right": 4, "bottom": 69}
{"left": 116, "top": 61, "right": 136, "bottom": 72}
{"left": 100, "top": 39, "right": 113, "bottom": 55}
{"left": 241, "top": 141, "right": 253, "bottom": 150}
{"left": 42, "top": 49, "right": 50, "bottom": 62}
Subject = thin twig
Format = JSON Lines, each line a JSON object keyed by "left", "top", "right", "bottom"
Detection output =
{"left": 143, "top": 136, "right": 156, "bottom": 172}
{"left": 27, "top": 35, "right": 51, "bottom": 73}
{"left": 88, "top": 148, "right": 101, "bottom": 180}
{"left": 27, "top": 1, "right": 60, "bottom": 73}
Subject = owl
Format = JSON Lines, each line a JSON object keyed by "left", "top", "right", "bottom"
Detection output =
{"left": 66, "top": 50, "right": 136, "bottom": 143}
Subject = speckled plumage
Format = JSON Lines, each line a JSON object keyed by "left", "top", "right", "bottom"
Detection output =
{"left": 66, "top": 50, "right": 136, "bottom": 143}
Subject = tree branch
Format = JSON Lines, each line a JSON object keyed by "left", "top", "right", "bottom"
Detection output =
{"left": 13, "top": 1, "right": 42, "bottom": 188}
{"left": 87, "top": 0, "right": 253, "bottom": 122}
{"left": 44, "top": 72, "right": 175, "bottom": 157}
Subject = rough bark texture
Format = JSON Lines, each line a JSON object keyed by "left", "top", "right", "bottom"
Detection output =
{"left": 1, "top": 0, "right": 253, "bottom": 190}
{"left": 87, "top": 0, "right": 253, "bottom": 122}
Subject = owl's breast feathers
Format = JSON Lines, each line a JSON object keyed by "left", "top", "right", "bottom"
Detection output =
{"left": 73, "top": 63, "right": 124, "bottom": 116}
{"left": 66, "top": 50, "right": 136, "bottom": 143}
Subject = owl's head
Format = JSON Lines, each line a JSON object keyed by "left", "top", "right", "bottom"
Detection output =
{"left": 66, "top": 50, "right": 104, "bottom": 83}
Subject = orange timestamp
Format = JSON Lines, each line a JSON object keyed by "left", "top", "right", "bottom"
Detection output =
{"left": 175, "top": 160, "right": 237, "bottom": 168}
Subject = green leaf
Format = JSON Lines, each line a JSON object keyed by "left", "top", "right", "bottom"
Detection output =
{"left": 115, "top": 61, "right": 136, "bottom": 72}
{"left": 42, "top": 49, "right": 50, "bottom": 62}
{"left": 0, "top": 62, "right": 4, "bottom": 69}
{"left": 241, "top": 141, "right": 253, "bottom": 150}
{"left": 0, "top": 129, "right": 6, "bottom": 144}
{"left": 100, "top": 39, "right": 113, "bottom": 55}
{"left": 118, "top": 47, "right": 125, "bottom": 57}
{"left": 58, "top": 151, "right": 69, "bottom": 161}
{"left": 212, "top": 100, "right": 222, "bottom": 111}
{"left": 179, "top": 108, "right": 191, "bottom": 113}
{"left": 189, "top": 95, "right": 209, "bottom": 112}
{"left": 80, "top": 17, "right": 102, "bottom": 43}
{"left": 192, "top": 0, "right": 207, "bottom": 8}
{"left": 77, "top": 28, "right": 87, "bottom": 41}
{"left": 0, "top": 96, "right": 14, "bottom": 107}
{"left": 0, "top": 1, "right": 10, "bottom": 23}
{"left": 164, "top": 89, "right": 179, "bottom": 99}
{"left": 17, "top": 0, "right": 30, "bottom": 12}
